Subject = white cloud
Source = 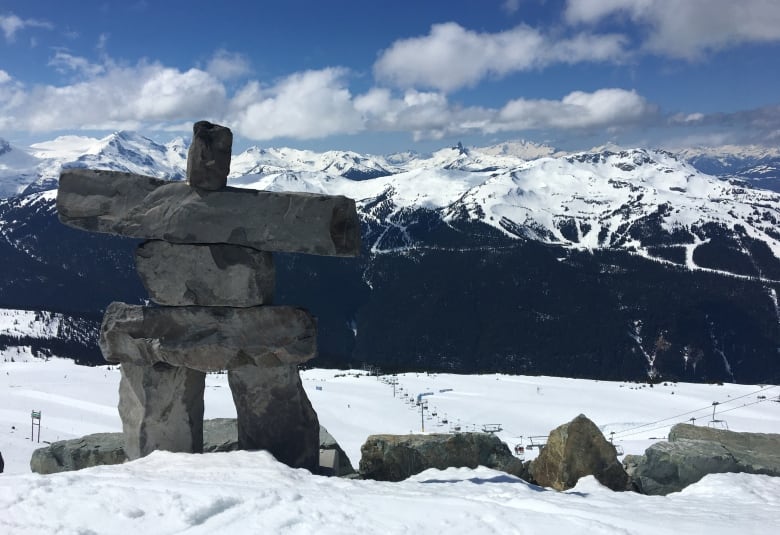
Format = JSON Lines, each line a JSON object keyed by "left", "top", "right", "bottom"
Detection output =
{"left": 0, "top": 55, "right": 227, "bottom": 132}
{"left": 0, "top": 47, "right": 657, "bottom": 142}
{"left": 49, "top": 51, "right": 106, "bottom": 78}
{"left": 373, "top": 22, "right": 627, "bottom": 92}
{"left": 564, "top": 0, "right": 780, "bottom": 59}
{"left": 0, "top": 13, "right": 52, "bottom": 42}
{"left": 495, "top": 88, "right": 654, "bottom": 131}
{"left": 206, "top": 49, "right": 251, "bottom": 80}
{"left": 229, "top": 68, "right": 364, "bottom": 140}
{"left": 502, "top": 0, "right": 521, "bottom": 15}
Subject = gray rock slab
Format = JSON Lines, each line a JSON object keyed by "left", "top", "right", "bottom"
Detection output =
{"left": 30, "top": 433, "right": 127, "bottom": 474}
{"left": 119, "top": 361, "right": 205, "bottom": 460}
{"left": 29, "top": 420, "right": 354, "bottom": 475}
{"left": 625, "top": 424, "right": 780, "bottom": 495}
{"left": 99, "top": 302, "right": 317, "bottom": 372}
{"left": 319, "top": 425, "right": 356, "bottom": 476}
{"left": 229, "top": 364, "right": 320, "bottom": 470}
{"left": 359, "top": 432, "right": 528, "bottom": 482}
{"left": 528, "top": 414, "right": 628, "bottom": 491}
{"left": 135, "top": 240, "right": 274, "bottom": 306}
{"left": 202, "top": 418, "right": 241, "bottom": 453}
{"left": 57, "top": 169, "right": 361, "bottom": 257}
{"left": 187, "top": 121, "right": 232, "bottom": 190}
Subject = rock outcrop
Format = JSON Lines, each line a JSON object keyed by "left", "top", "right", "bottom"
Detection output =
{"left": 528, "top": 414, "right": 628, "bottom": 491}
{"left": 359, "top": 433, "right": 527, "bottom": 482}
{"left": 624, "top": 423, "right": 780, "bottom": 495}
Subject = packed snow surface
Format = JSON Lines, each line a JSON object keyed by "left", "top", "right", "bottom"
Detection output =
{"left": 1, "top": 358, "right": 779, "bottom": 533}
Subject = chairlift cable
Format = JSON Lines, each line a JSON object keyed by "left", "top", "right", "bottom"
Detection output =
{"left": 613, "top": 395, "right": 774, "bottom": 439}
{"left": 612, "top": 385, "right": 776, "bottom": 438}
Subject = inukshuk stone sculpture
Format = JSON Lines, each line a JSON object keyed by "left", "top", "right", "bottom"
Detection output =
{"left": 56, "top": 121, "right": 360, "bottom": 470}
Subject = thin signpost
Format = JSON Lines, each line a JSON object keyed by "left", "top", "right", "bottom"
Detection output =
{"left": 31, "top": 410, "right": 41, "bottom": 443}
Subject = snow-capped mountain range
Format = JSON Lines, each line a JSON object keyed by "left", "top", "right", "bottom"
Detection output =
{"left": 1, "top": 131, "right": 779, "bottom": 382}
{"left": 2, "top": 131, "right": 779, "bottom": 270}
{"left": 0, "top": 132, "right": 187, "bottom": 197}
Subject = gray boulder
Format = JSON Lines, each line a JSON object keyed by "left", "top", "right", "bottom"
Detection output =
{"left": 320, "top": 426, "right": 356, "bottom": 477}
{"left": 202, "top": 417, "right": 241, "bottom": 453}
{"left": 57, "top": 169, "right": 360, "bottom": 257}
{"left": 202, "top": 418, "right": 355, "bottom": 476}
{"left": 30, "top": 419, "right": 354, "bottom": 475}
{"left": 359, "top": 432, "right": 527, "bottom": 482}
{"left": 625, "top": 424, "right": 780, "bottom": 495}
{"left": 529, "top": 414, "right": 628, "bottom": 491}
{"left": 99, "top": 302, "right": 316, "bottom": 372}
{"left": 187, "top": 121, "right": 232, "bottom": 190}
{"left": 30, "top": 433, "right": 127, "bottom": 475}
{"left": 135, "top": 241, "right": 274, "bottom": 306}
{"left": 229, "top": 364, "right": 320, "bottom": 470}
{"left": 119, "top": 361, "right": 206, "bottom": 460}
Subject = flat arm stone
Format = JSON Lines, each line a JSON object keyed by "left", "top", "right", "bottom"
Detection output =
{"left": 99, "top": 302, "right": 317, "bottom": 372}
{"left": 57, "top": 169, "right": 361, "bottom": 257}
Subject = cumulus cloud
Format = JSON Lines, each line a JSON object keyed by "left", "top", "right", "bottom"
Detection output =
{"left": 206, "top": 49, "right": 251, "bottom": 80}
{"left": 0, "top": 48, "right": 658, "bottom": 142}
{"left": 564, "top": 0, "right": 780, "bottom": 59}
{"left": 374, "top": 22, "right": 627, "bottom": 91}
{"left": 495, "top": 88, "right": 655, "bottom": 131}
{"left": 0, "top": 54, "right": 227, "bottom": 132}
{"left": 0, "top": 13, "right": 52, "bottom": 42}
{"left": 228, "top": 68, "right": 364, "bottom": 140}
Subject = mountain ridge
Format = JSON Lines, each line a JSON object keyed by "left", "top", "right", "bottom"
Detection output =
{"left": 0, "top": 133, "right": 779, "bottom": 382}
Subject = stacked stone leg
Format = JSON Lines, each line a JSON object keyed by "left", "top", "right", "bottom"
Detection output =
{"left": 119, "top": 361, "right": 205, "bottom": 460}
{"left": 56, "top": 121, "right": 360, "bottom": 471}
{"left": 229, "top": 364, "right": 319, "bottom": 468}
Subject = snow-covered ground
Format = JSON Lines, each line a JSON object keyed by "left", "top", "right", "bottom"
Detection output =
{"left": 1, "top": 357, "right": 779, "bottom": 533}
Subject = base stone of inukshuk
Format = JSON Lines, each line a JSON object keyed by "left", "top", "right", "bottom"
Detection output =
{"left": 56, "top": 121, "right": 360, "bottom": 470}
{"left": 229, "top": 364, "right": 320, "bottom": 468}
{"left": 119, "top": 361, "right": 206, "bottom": 460}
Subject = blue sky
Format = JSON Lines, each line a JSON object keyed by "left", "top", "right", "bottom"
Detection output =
{"left": 1, "top": 0, "right": 780, "bottom": 153}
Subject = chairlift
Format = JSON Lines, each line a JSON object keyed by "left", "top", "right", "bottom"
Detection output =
{"left": 707, "top": 419, "right": 729, "bottom": 430}
{"left": 708, "top": 401, "right": 729, "bottom": 429}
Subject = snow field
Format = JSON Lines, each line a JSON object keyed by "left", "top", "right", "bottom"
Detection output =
{"left": 1, "top": 358, "right": 779, "bottom": 534}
